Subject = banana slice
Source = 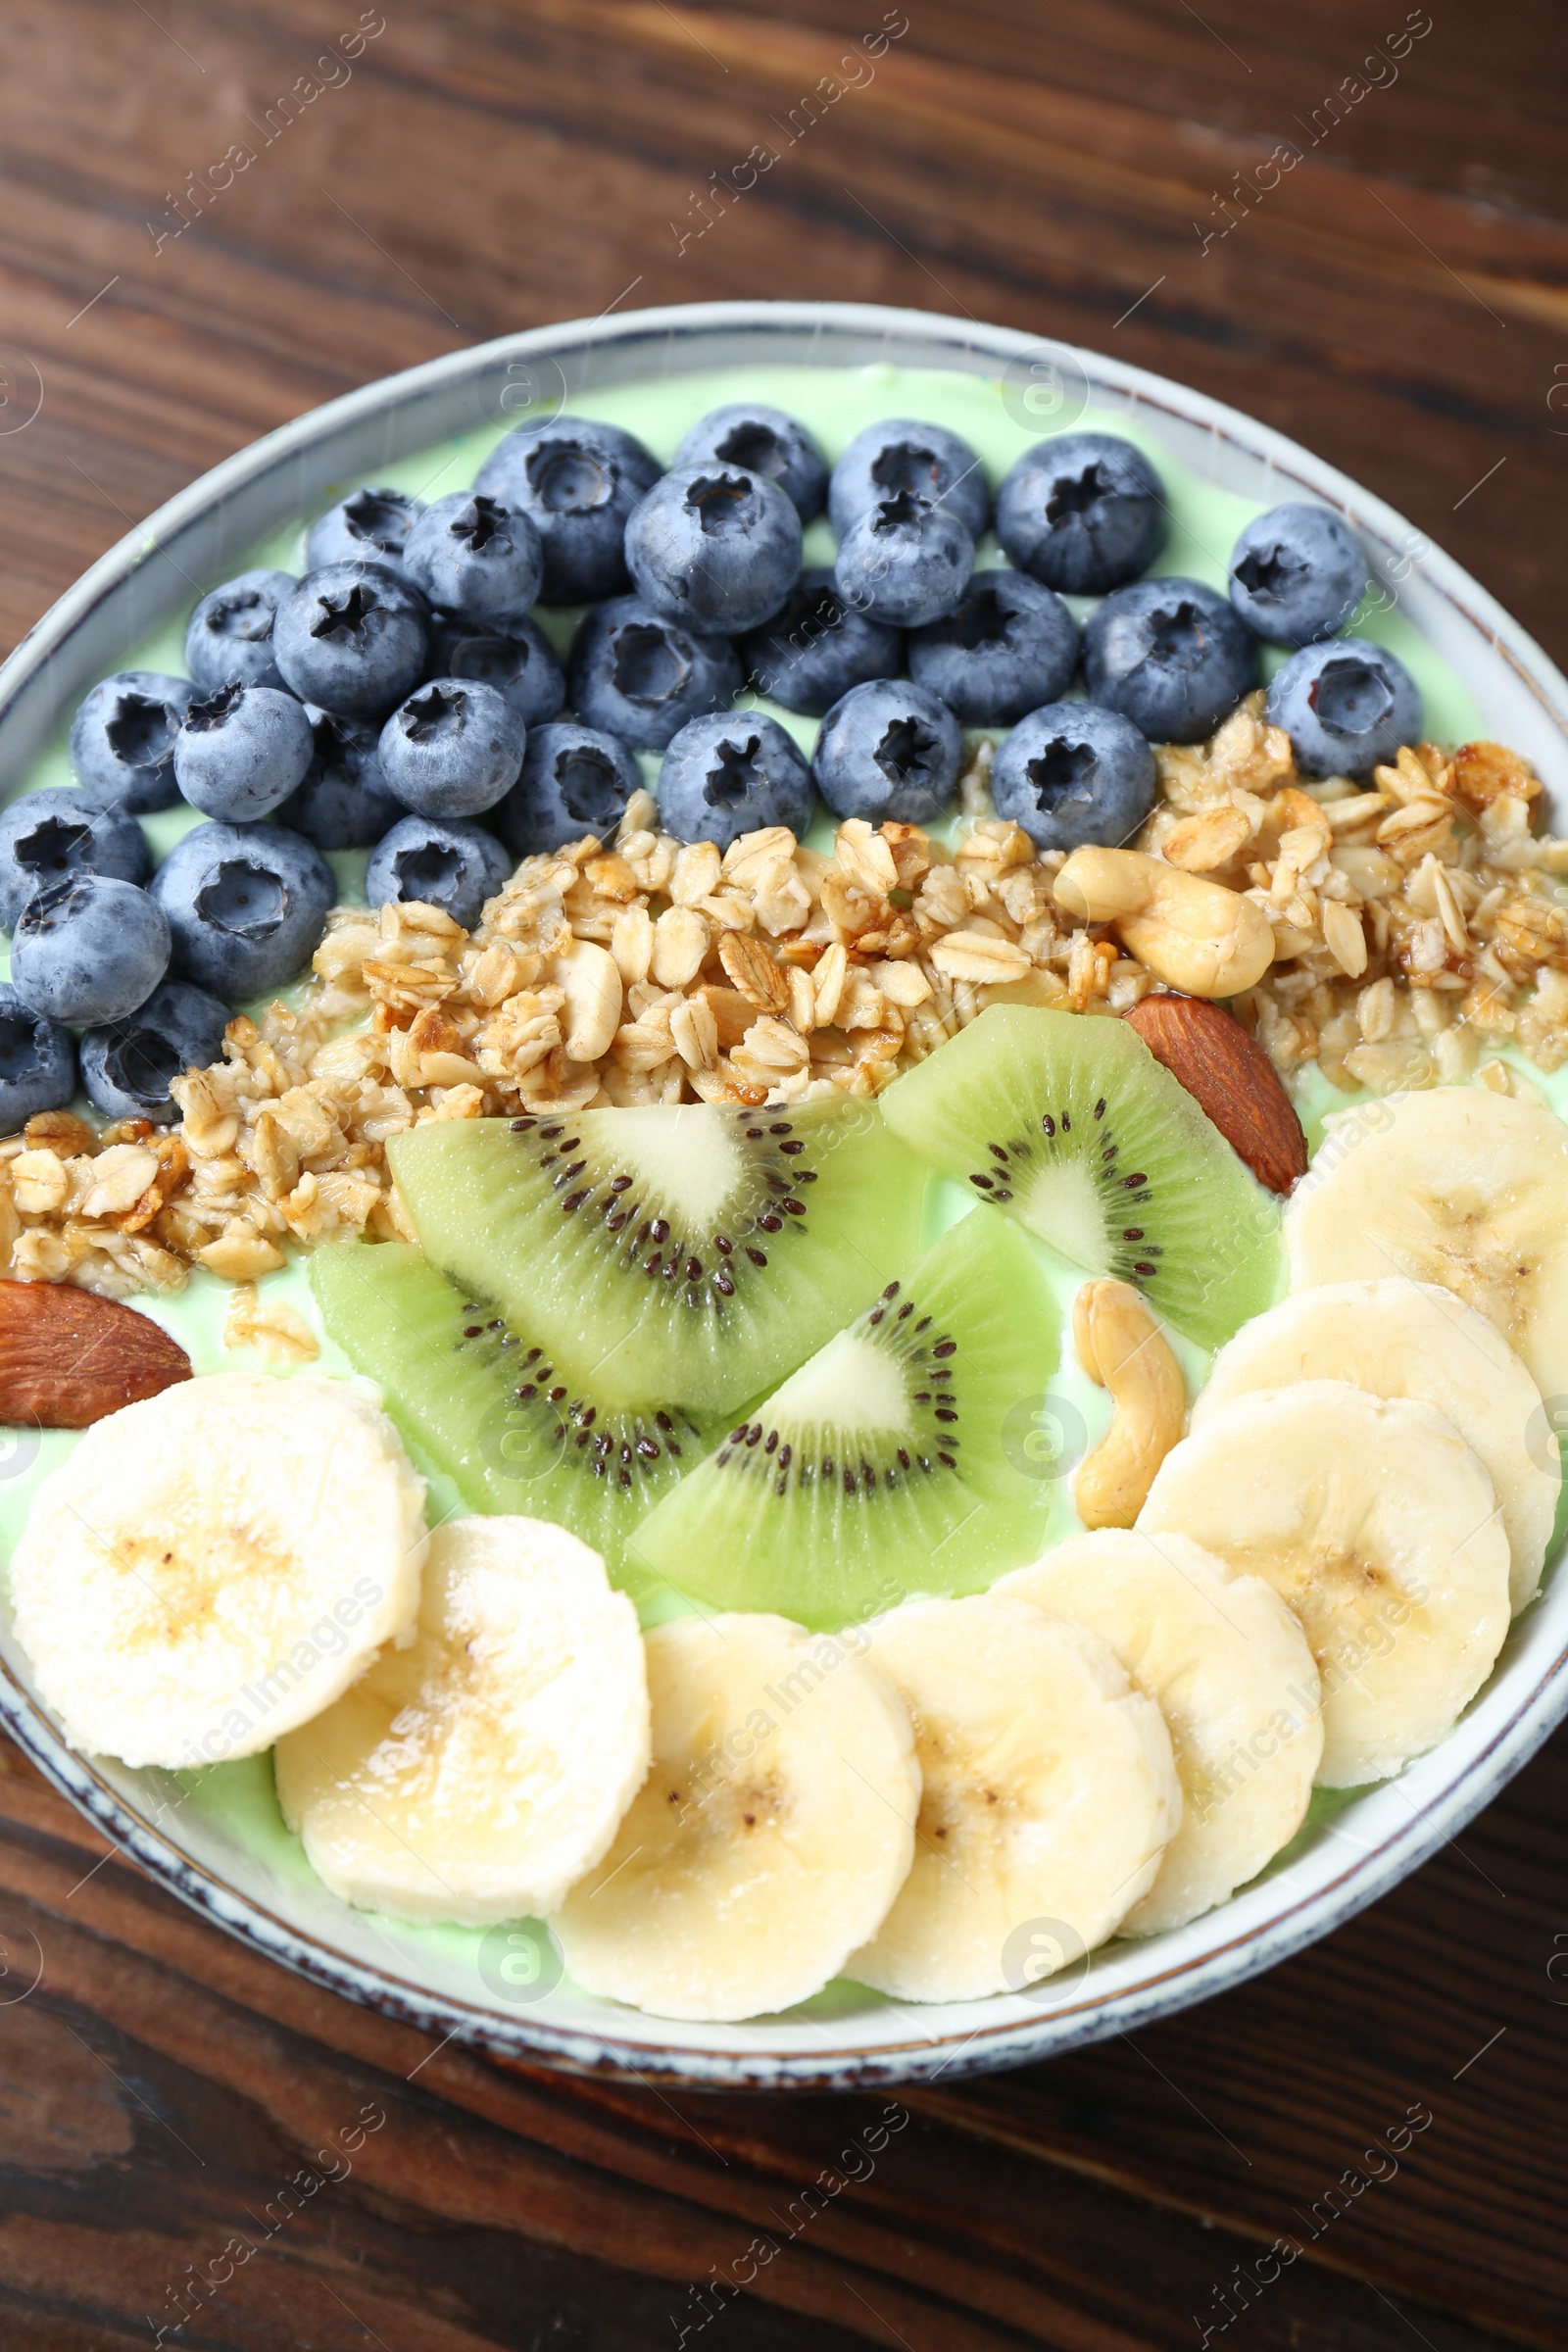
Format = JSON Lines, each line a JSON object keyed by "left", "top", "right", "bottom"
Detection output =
{"left": 1285, "top": 1087, "right": 1568, "bottom": 1400}
{"left": 8, "top": 1374, "right": 425, "bottom": 1771}
{"left": 550, "top": 1613, "right": 917, "bottom": 2023}
{"left": 998, "top": 1532, "right": 1321, "bottom": 1936}
{"left": 846, "top": 1593, "right": 1179, "bottom": 2002}
{"left": 1195, "top": 1278, "right": 1556, "bottom": 1614}
{"left": 1140, "top": 1382, "right": 1511, "bottom": 1787}
{"left": 274, "top": 1516, "right": 649, "bottom": 1926}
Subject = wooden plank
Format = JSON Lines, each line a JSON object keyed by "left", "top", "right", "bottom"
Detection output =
{"left": 1, "top": 3, "right": 1566, "bottom": 2340}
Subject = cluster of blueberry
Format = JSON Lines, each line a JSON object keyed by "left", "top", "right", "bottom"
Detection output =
{"left": 0, "top": 399, "right": 1420, "bottom": 1133}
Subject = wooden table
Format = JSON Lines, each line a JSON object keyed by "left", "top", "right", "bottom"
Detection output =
{"left": 2, "top": 3, "right": 1566, "bottom": 2344}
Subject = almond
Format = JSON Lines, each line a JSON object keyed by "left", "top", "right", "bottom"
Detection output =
{"left": 1123, "top": 994, "right": 1307, "bottom": 1195}
{"left": 0, "top": 1281, "right": 193, "bottom": 1428}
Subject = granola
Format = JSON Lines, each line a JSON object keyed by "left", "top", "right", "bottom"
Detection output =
{"left": 5, "top": 706, "right": 1566, "bottom": 1300}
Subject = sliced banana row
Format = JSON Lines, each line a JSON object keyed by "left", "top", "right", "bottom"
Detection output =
{"left": 13, "top": 1109, "right": 1550, "bottom": 2028}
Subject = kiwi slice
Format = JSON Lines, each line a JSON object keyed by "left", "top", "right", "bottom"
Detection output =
{"left": 386, "top": 1097, "right": 927, "bottom": 1418}
{"left": 879, "top": 1004, "right": 1281, "bottom": 1349}
{"left": 623, "top": 1211, "right": 1061, "bottom": 1629}
{"left": 310, "top": 1243, "right": 708, "bottom": 1594}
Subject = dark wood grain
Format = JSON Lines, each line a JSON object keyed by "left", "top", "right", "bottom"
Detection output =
{"left": 1, "top": 3, "right": 1566, "bottom": 2345}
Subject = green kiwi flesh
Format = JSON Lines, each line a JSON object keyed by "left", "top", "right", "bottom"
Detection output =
{"left": 310, "top": 1242, "right": 708, "bottom": 1596}
{"left": 879, "top": 1004, "right": 1281, "bottom": 1348}
{"left": 624, "top": 1210, "right": 1062, "bottom": 1630}
{"left": 386, "top": 1096, "right": 927, "bottom": 1418}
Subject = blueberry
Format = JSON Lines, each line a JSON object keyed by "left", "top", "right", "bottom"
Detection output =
{"left": 11, "top": 874, "right": 171, "bottom": 1026}
{"left": 173, "top": 683, "right": 315, "bottom": 823}
{"left": 828, "top": 418, "right": 989, "bottom": 539}
{"left": 1228, "top": 504, "right": 1369, "bottom": 648}
{"left": 428, "top": 612, "right": 565, "bottom": 729}
{"left": 69, "top": 672, "right": 196, "bottom": 814}
{"left": 401, "top": 492, "right": 544, "bottom": 626}
{"left": 185, "top": 568, "right": 297, "bottom": 692}
{"left": 376, "top": 678, "right": 525, "bottom": 818}
{"left": 275, "top": 709, "right": 405, "bottom": 851}
{"left": 0, "top": 983, "right": 76, "bottom": 1128}
{"left": 273, "top": 563, "right": 430, "bottom": 719}
{"left": 475, "top": 416, "right": 662, "bottom": 605}
{"left": 624, "top": 466, "right": 803, "bottom": 635}
{"left": 674, "top": 404, "right": 828, "bottom": 523}
{"left": 811, "top": 679, "right": 961, "bottom": 825}
{"left": 151, "top": 822, "right": 334, "bottom": 999}
{"left": 567, "top": 597, "right": 741, "bottom": 752}
{"left": 991, "top": 703, "right": 1156, "bottom": 852}
{"left": 1083, "top": 577, "right": 1258, "bottom": 743}
{"left": 996, "top": 431, "right": 1167, "bottom": 595}
{"left": 0, "top": 788, "right": 150, "bottom": 931}
{"left": 1266, "top": 638, "right": 1422, "bottom": 778}
{"left": 366, "top": 815, "right": 511, "bottom": 930}
{"left": 656, "top": 713, "right": 813, "bottom": 852}
{"left": 495, "top": 722, "right": 643, "bottom": 858}
{"left": 907, "top": 570, "right": 1079, "bottom": 725}
{"left": 834, "top": 493, "right": 974, "bottom": 629}
{"left": 305, "top": 486, "right": 424, "bottom": 576}
{"left": 741, "top": 569, "right": 903, "bottom": 717}
{"left": 79, "top": 979, "right": 229, "bottom": 1123}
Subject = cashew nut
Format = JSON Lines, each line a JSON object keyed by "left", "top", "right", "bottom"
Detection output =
{"left": 1054, "top": 847, "right": 1275, "bottom": 997}
{"left": 1070, "top": 1279, "right": 1186, "bottom": 1530}
{"left": 551, "top": 936, "right": 623, "bottom": 1063}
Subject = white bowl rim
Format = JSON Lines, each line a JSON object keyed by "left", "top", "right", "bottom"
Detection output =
{"left": 3, "top": 296, "right": 1566, "bottom": 2089}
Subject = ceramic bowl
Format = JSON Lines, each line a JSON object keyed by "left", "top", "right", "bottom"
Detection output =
{"left": 2, "top": 301, "right": 1565, "bottom": 2087}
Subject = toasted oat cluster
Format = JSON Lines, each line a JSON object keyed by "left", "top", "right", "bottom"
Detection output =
{"left": 1143, "top": 697, "right": 1568, "bottom": 1093}
{"left": 2, "top": 699, "right": 1565, "bottom": 1301}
